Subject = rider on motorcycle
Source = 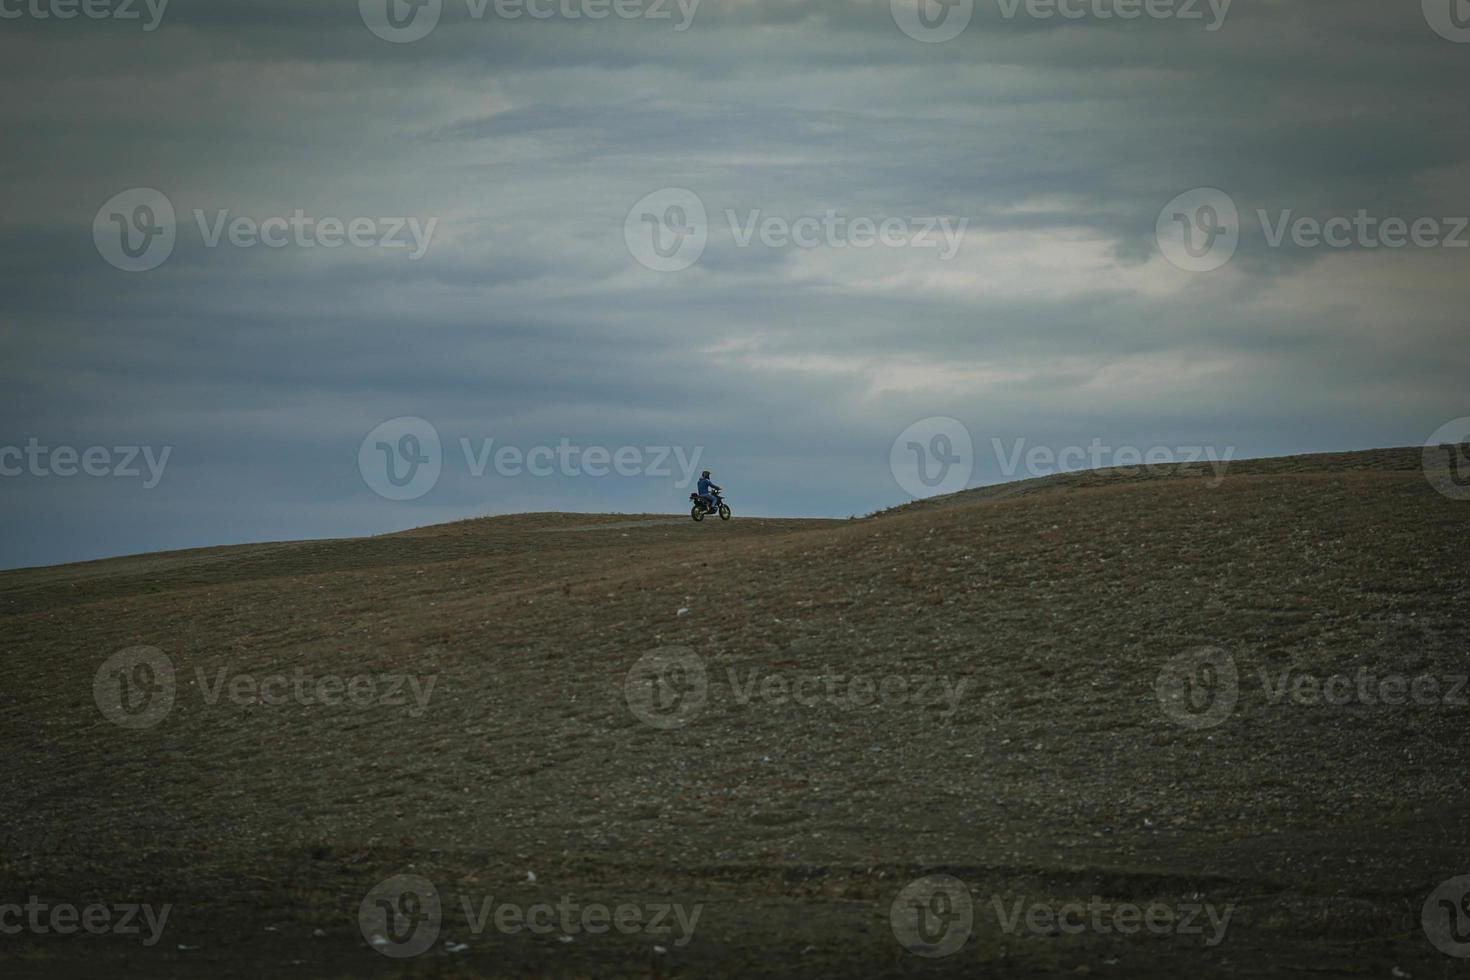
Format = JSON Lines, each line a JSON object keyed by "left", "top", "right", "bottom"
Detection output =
{"left": 696, "top": 470, "right": 722, "bottom": 513}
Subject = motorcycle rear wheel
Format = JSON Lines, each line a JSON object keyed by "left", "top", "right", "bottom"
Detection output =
{"left": 691, "top": 505, "right": 705, "bottom": 522}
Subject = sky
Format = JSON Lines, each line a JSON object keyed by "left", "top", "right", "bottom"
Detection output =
{"left": 1, "top": 0, "right": 1468, "bottom": 569}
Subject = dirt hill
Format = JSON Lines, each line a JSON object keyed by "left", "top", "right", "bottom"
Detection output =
{"left": 2, "top": 448, "right": 1467, "bottom": 977}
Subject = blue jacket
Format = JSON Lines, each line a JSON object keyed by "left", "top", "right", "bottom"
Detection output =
{"left": 697, "top": 477, "right": 720, "bottom": 496}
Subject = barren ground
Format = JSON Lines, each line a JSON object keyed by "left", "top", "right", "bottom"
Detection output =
{"left": 3, "top": 447, "right": 1468, "bottom": 977}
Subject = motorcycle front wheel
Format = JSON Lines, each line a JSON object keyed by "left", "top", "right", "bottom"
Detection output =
{"left": 717, "top": 504, "right": 731, "bottom": 521}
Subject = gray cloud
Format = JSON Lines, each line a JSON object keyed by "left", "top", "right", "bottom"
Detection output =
{"left": 1, "top": 0, "right": 1467, "bottom": 567}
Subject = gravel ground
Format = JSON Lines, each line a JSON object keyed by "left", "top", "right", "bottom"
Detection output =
{"left": 2, "top": 449, "right": 1468, "bottom": 978}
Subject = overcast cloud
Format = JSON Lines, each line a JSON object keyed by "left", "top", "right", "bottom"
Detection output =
{"left": 1, "top": 0, "right": 1467, "bottom": 568}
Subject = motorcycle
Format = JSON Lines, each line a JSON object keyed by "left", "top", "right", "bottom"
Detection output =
{"left": 689, "top": 490, "right": 731, "bottom": 522}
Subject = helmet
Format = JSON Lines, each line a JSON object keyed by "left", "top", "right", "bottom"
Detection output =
{"left": 701, "top": 470, "right": 711, "bottom": 479}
